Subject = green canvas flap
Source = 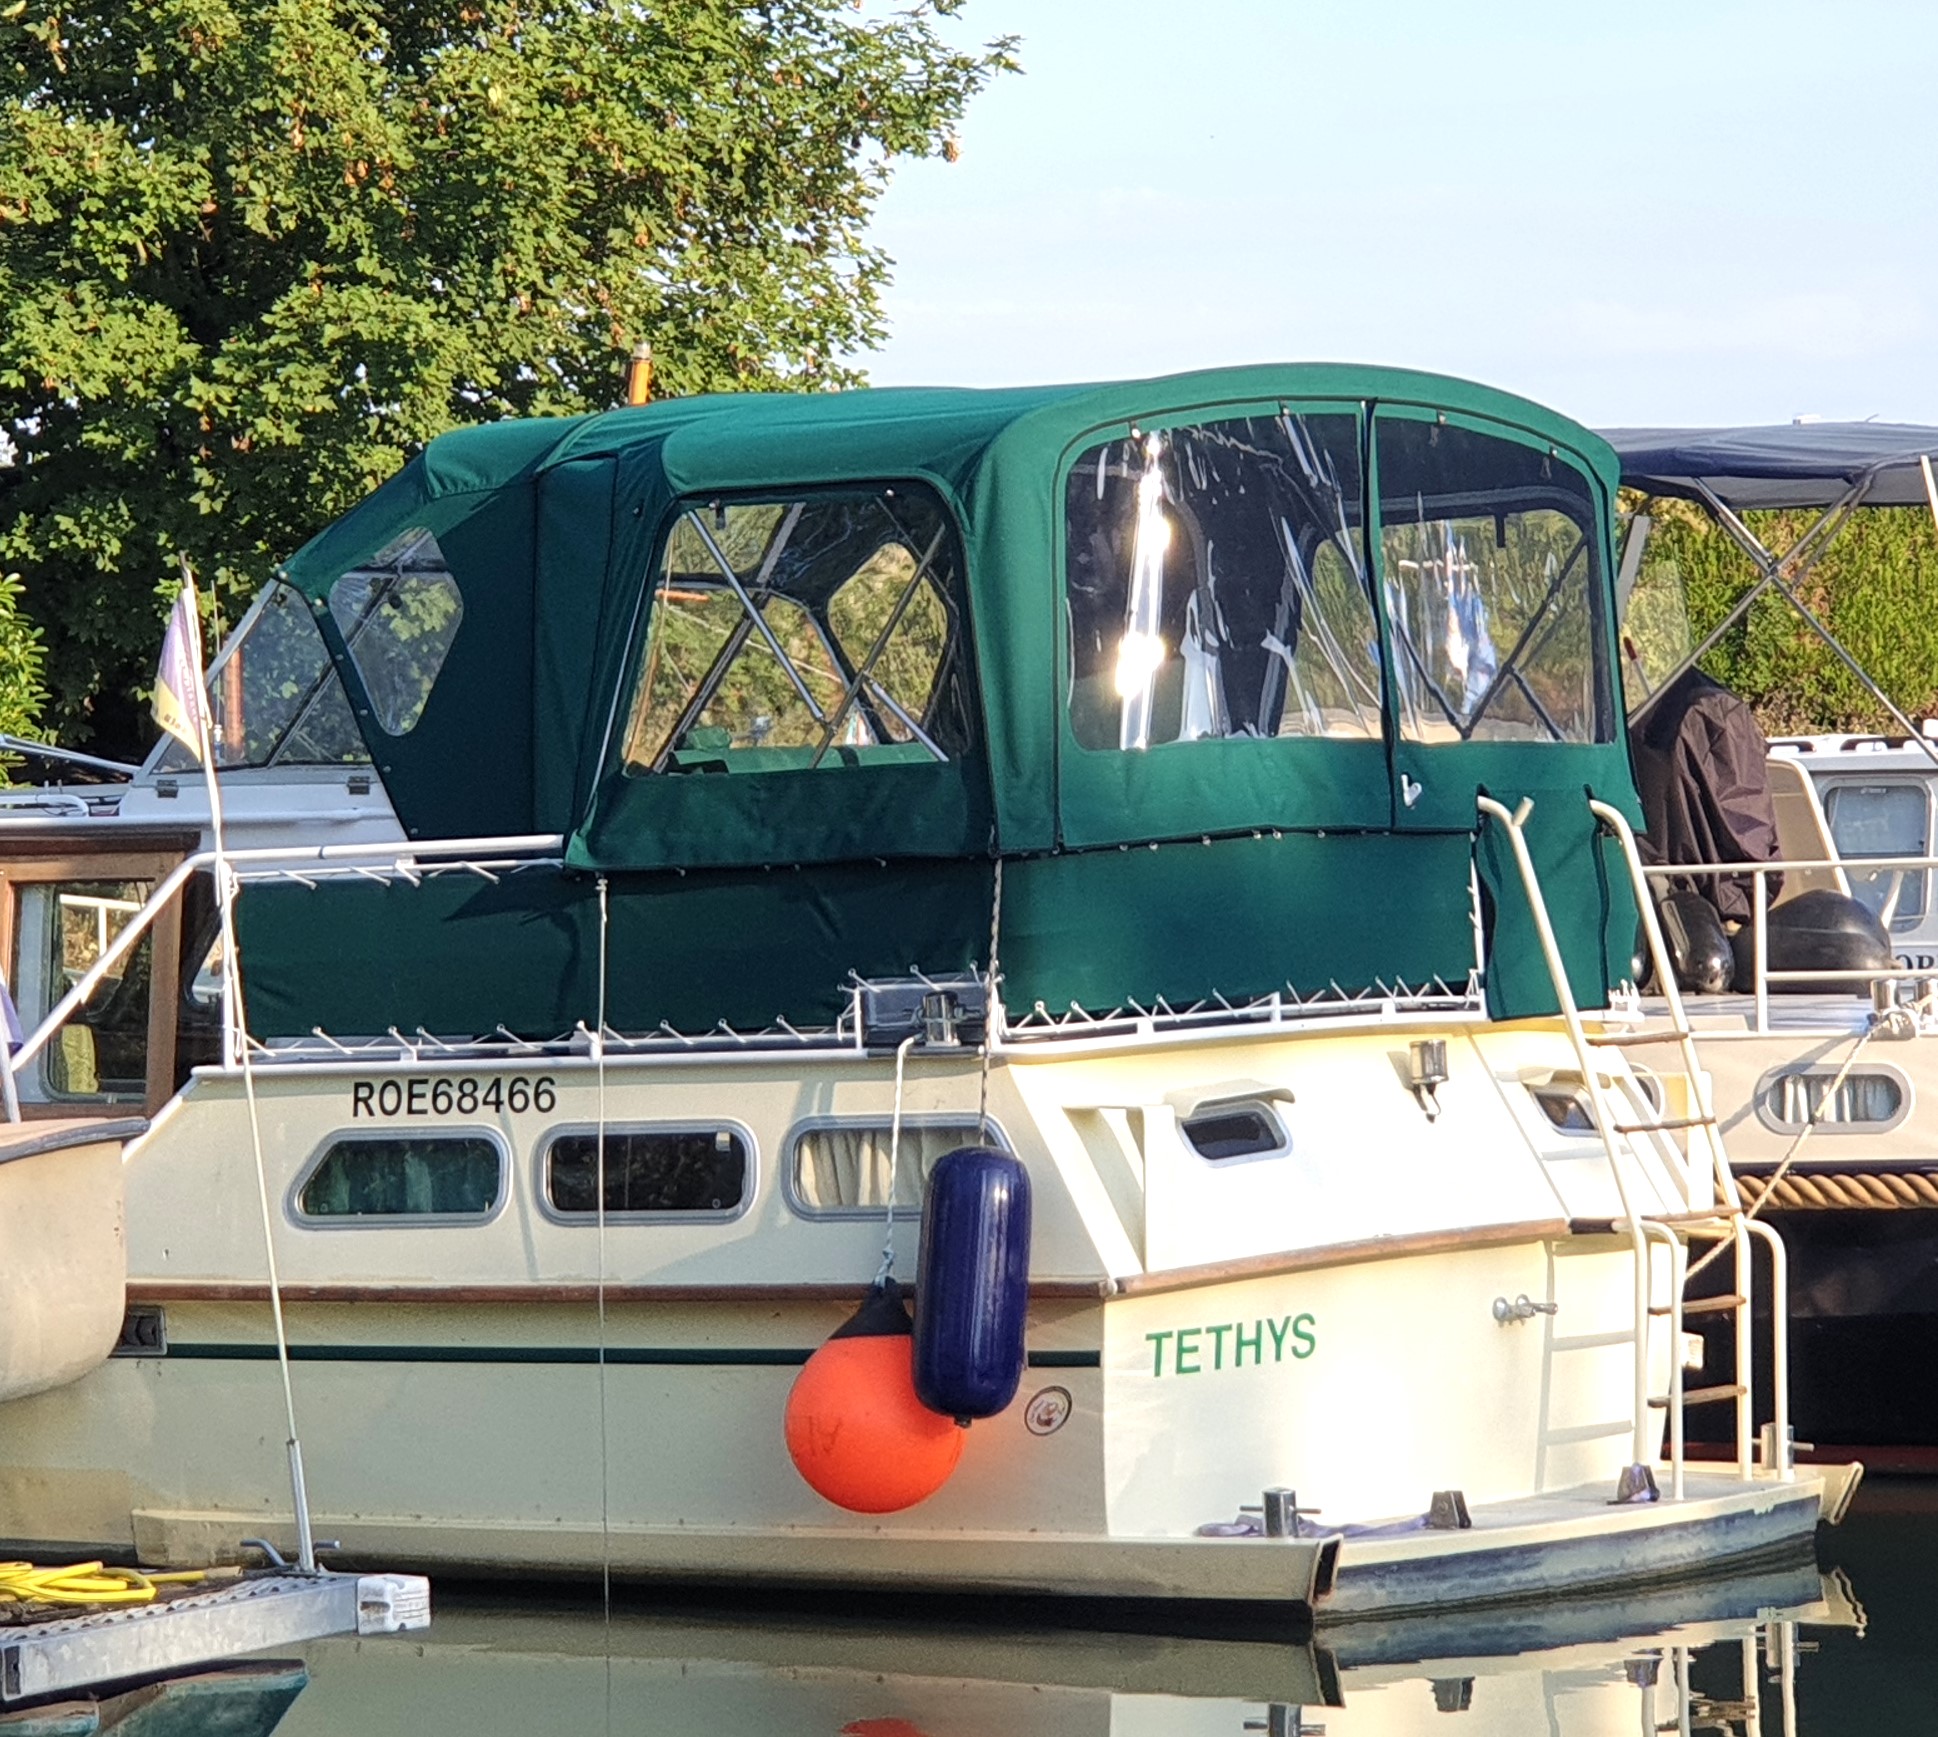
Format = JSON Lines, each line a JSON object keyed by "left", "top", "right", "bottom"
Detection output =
{"left": 1475, "top": 784, "right": 1639, "bottom": 1020}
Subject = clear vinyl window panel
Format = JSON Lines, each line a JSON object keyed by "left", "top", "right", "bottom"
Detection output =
{"left": 295, "top": 1134, "right": 503, "bottom": 1220}
{"left": 789, "top": 1119, "right": 1005, "bottom": 1215}
{"left": 327, "top": 529, "right": 465, "bottom": 736}
{"left": 1377, "top": 419, "right": 1608, "bottom": 745}
{"left": 154, "top": 582, "right": 369, "bottom": 773}
{"left": 1824, "top": 782, "right": 1929, "bottom": 923}
{"left": 544, "top": 1126, "right": 749, "bottom": 1217}
{"left": 8, "top": 879, "right": 151, "bottom": 1105}
{"left": 1065, "top": 412, "right": 1380, "bottom": 751}
{"left": 622, "top": 488, "right": 970, "bottom": 774}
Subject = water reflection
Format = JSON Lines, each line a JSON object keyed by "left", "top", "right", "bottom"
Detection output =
{"left": 260, "top": 1549, "right": 1878, "bottom": 1737}
{"left": 182, "top": 1480, "right": 1938, "bottom": 1736}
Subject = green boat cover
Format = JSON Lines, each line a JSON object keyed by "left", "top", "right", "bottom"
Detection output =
{"left": 253, "top": 364, "right": 1642, "bottom": 1029}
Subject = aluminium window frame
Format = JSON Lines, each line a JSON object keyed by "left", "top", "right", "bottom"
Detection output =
{"left": 534, "top": 1117, "right": 759, "bottom": 1227}
{"left": 1752, "top": 1063, "right": 1913, "bottom": 1138}
{"left": 783, "top": 1112, "right": 1016, "bottom": 1221}
{"left": 286, "top": 1126, "right": 512, "bottom": 1229}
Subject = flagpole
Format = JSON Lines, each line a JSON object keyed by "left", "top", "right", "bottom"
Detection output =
{"left": 178, "top": 557, "right": 318, "bottom": 1575}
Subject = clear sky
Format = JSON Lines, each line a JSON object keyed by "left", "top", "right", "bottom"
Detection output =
{"left": 863, "top": 0, "right": 1938, "bottom": 428}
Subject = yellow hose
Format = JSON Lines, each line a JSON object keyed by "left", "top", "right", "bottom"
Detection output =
{"left": 0, "top": 1561, "right": 208, "bottom": 1608}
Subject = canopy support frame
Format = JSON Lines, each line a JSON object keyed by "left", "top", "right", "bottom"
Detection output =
{"left": 808, "top": 521, "right": 950, "bottom": 769}
{"left": 1626, "top": 463, "right": 1938, "bottom": 774}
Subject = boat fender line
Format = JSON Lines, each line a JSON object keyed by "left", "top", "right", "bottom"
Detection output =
{"left": 913, "top": 1145, "right": 1033, "bottom": 1423}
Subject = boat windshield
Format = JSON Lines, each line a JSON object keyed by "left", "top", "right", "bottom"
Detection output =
{"left": 152, "top": 581, "right": 370, "bottom": 773}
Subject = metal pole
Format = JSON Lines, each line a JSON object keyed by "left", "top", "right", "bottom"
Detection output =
{"left": 1695, "top": 479, "right": 1938, "bottom": 774}
{"left": 1754, "top": 870, "right": 1770, "bottom": 1036}
{"left": 1626, "top": 477, "right": 1866, "bottom": 728}
{"left": 179, "top": 556, "right": 318, "bottom": 1575}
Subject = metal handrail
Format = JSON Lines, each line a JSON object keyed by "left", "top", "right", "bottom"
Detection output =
{"left": 1601, "top": 807, "right": 1796, "bottom": 1481}
{"left": 1593, "top": 803, "right": 1739, "bottom": 1211}
{"left": 1634, "top": 850, "right": 1936, "bottom": 1033}
{"left": 5, "top": 834, "right": 564, "bottom": 1083}
{"left": 1477, "top": 794, "right": 1656, "bottom": 1468}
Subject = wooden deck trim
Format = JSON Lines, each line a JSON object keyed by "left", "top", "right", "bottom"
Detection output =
{"left": 1110, "top": 1217, "right": 1575, "bottom": 1298}
{"left": 0, "top": 1115, "right": 149, "bottom": 1168}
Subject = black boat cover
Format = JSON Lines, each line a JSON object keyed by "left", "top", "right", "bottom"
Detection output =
{"left": 1629, "top": 668, "right": 1782, "bottom": 924}
{"left": 1602, "top": 422, "right": 1938, "bottom": 510}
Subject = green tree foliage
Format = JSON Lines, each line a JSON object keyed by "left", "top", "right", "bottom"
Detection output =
{"left": 0, "top": 569, "right": 46, "bottom": 744}
{"left": 1626, "top": 497, "right": 1938, "bottom": 737}
{"left": 0, "top": 0, "right": 1014, "bottom": 754}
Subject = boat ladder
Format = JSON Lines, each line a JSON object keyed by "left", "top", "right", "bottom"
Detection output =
{"left": 1476, "top": 795, "right": 1791, "bottom": 1499}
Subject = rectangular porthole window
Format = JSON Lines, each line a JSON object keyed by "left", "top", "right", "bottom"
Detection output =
{"left": 1756, "top": 1067, "right": 1909, "bottom": 1135}
{"left": 543, "top": 1125, "right": 750, "bottom": 1218}
{"left": 1530, "top": 1084, "right": 1597, "bottom": 1134}
{"left": 1180, "top": 1101, "right": 1289, "bottom": 1160}
{"left": 295, "top": 1134, "right": 504, "bottom": 1222}
{"left": 788, "top": 1118, "right": 1008, "bottom": 1216}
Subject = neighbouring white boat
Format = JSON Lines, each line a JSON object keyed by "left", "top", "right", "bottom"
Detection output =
{"left": 0, "top": 366, "right": 1859, "bottom": 1615}
{"left": 0, "top": 1116, "right": 141, "bottom": 1404}
{"left": 1604, "top": 424, "right": 1938, "bottom": 1464}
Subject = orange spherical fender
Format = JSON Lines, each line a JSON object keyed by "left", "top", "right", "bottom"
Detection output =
{"left": 785, "top": 1281, "right": 964, "bottom": 1514}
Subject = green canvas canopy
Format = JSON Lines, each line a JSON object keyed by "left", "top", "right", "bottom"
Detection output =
{"left": 247, "top": 364, "right": 1643, "bottom": 1033}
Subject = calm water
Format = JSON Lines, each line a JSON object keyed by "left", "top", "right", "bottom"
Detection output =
{"left": 255, "top": 1479, "right": 1938, "bottom": 1737}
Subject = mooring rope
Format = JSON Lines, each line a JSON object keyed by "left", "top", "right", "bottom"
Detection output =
{"left": 978, "top": 855, "right": 1003, "bottom": 1145}
{"left": 874, "top": 1033, "right": 920, "bottom": 1287}
{"left": 1687, "top": 1020, "right": 1877, "bottom": 1280}
{"left": 1741, "top": 1168, "right": 1938, "bottom": 1210}
{"left": 594, "top": 874, "right": 613, "bottom": 1720}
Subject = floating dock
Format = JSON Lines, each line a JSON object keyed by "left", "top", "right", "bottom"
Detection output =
{"left": 0, "top": 1570, "right": 428, "bottom": 1710}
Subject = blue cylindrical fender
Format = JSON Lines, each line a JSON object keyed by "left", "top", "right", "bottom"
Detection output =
{"left": 912, "top": 1146, "right": 1032, "bottom": 1422}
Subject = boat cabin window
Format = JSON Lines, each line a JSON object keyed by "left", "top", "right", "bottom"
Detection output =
{"left": 1065, "top": 413, "right": 1382, "bottom": 751}
{"left": 1529, "top": 1081, "right": 1596, "bottom": 1134}
{"left": 1755, "top": 1065, "right": 1908, "bottom": 1135}
{"left": 1823, "top": 781, "right": 1930, "bottom": 925}
{"left": 542, "top": 1125, "right": 750, "bottom": 1219}
{"left": 789, "top": 1117, "right": 1010, "bottom": 1216}
{"left": 327, "top": 528, "right": 465, "bottom": 736}
{"left": 6, "top": 876, "right": 156, "bottom": 1107}
{"left": 152, "top": 582, "right": 369, "bottom": 774}
{"left": 1180, "top": 1100, "right": 1289, "bottom": 1161}
{"left": 295, "top": 1133, "right": 504, "bottom": 1222}
{"left": 621, "top": 487, "right": 972, "bottom": 774}
{"left": 1377, "top": 418, "right": 1607, "bottom": 745}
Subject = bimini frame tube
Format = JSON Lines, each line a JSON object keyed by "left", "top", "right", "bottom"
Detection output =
{"left": 1628, "top": 455, "right": 1938, "bottom": 778}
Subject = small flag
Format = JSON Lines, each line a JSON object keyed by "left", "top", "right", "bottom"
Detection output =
{"left": 153, "top": 574, "right": 209, "bottom": 760}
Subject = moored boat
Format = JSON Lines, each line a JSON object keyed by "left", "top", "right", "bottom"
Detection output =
{"left": 1605, "top": 422, "right": 1938, "bottom": 1465}
{"left": 0, "top": 366, "right": 1856, "bottom": 1613}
